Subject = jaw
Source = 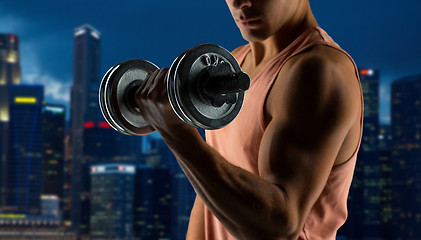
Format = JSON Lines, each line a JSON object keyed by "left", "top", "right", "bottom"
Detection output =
{"left": 237, "top": 23, "right": 273, "bottom": 42}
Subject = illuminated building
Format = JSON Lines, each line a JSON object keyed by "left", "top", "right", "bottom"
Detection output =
{"left": 360, "top": 68, "right": 380, "bottom": 153}
{"left": 41, "top": 104, "right": 65, "bottom": 199}
{"left": 390, "top": 74, "right": 421, "bottom": 239}
{"left": 5, "top": 85, "right": 44, "bottom": 215}
{"left": 70, "top": 24, "right": 143, "bottom": 236}
{"left": 0, "top": 34, "right": 21, "bottom": 122}
{"left": 0, "top": 33, "right": 21, "bottom": 208}
{"left": 339, "top": 68, "right": 380, "bottom": 239}
{"left": 0, "top": 34, "right": 20, "bottom": 86}
{"left": 0, "top": 205, "right": 70, "bottom": 240}
{"left": 62, "top": 134, "right": 73, "bottom": 228}
{"left": 378, "top": 125, "right": 392, "bottom": 239}
{"left": 90, "top": 164, "right": 135, "bottom": 239}
{"left": 83, "top": 120, "right": 143, "bottom": 237}
{"left": 144, "top": 138, "right": 195, "bottom": 240}
{"left": 171, "top": 171, "right": 196, "bottom": 240}
{"left": 0, "top": 213, "right": 62, "bottom": 239}
{"left": 41, "top": 195, "right": 60, "bottom": 220}
{"left": 70, "top": 24, "right": 101, "bottom": 235}
{"left": 133, "top": 165, "right": 172, "bottom": 240}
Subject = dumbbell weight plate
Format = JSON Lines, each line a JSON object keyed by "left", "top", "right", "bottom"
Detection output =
{"left": 99, "top": 59, "right": 159, "bottom": 136}
{"left": 168, "top": 48, "right": 196, "bottom": 127}
{"left": 168, "top": 44, "right": 245, "bottom": 129}
{"left": 99, "top": 64, "right": 126, "bottom": 132}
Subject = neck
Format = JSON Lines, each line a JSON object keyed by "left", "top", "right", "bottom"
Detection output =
{"left": 249, "top": 3, "right": 318, "bottom": 66}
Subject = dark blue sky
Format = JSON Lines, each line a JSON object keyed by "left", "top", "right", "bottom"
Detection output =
{"left": 1, "top": 0, "right": 420, "bottom": 124}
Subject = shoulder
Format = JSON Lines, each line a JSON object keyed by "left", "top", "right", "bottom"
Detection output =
{"left": 283, "top": 45, "right": 357, "bottom": 88}
{"left": 276, "top": 44, "right": 359, "bottom": 101}
{"left": 267, "top": 45, "right": 360, "bottom": 122}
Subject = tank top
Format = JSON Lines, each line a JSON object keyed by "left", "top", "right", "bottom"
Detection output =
{"left": 203, "top": 27, "right": 363, "bottom": 240}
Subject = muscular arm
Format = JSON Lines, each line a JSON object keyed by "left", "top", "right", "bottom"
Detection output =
{"left": 141, "top": 50, "right": 360, "bottom": 239}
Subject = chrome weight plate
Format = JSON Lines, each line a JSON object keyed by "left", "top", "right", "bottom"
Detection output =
{"left": 99, "top": 64, "right": 121, "bottom": 131}
{"left": 99, "top": 59, "right": 159, "bottom": 136}
{"left": 168, "top": 48, "right": 196, "bottom": 127}
{"left": 168, "top": 44, "right": 245, "bottom": 129}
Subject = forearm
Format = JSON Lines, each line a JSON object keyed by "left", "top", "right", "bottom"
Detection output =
{"left": 159, "top": 128, "right": 298, "bottom": 239}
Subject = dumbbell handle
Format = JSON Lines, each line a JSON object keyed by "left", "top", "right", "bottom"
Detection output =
{"left": 204, "top": 71, "right": 250, "bottom": 94}
{"left": 199, "top": 62, "right": 250, "bottom": 107}
{"left": 124, "top": 80, "right": 143, "bottom": 114}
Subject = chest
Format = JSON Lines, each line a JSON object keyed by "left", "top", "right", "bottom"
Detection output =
{"left": 204, "top": 66, "right": 279, "bottom": 171}
{"left": 240, "top": 55, "right": 273, "bottom": 81}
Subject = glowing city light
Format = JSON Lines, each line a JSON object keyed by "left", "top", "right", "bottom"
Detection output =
{"left": 14, "top": 97, "right": 37, "bottom": 104}
{"left": 359, "top": 69, "right": 374, "bottom": 76}
{"left": 84, "top": 121, "right": 95, "bottom": 129}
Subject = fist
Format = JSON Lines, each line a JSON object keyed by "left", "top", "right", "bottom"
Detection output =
{"left": 134, "top": 68, "right": 185, "bottom": 131}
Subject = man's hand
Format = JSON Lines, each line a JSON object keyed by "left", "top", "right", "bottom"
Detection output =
{"left": 134, "top": 67, "right": 196, "bottom": 136}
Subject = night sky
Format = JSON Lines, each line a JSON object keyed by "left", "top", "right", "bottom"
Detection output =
{"left": 1, "top": 0, "right": 420, "bottom": 124}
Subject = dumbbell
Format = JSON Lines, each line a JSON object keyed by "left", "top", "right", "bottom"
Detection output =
{"left": 99, "top": 44, "right": 250, "bottom": 136}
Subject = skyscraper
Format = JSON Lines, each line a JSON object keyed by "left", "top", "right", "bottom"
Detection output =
{"left": 145, "top": 138, "right": 195, "bottom": 240}
{"left": 70, "top": 24, "right": 101, "bottom": 235}
{"left": 0, "top": 33, "right": 21, "bottom": 207}
{"left": 391, "top": 74, "right": 421, "bottom": 239}
{"left": 133, "top": 165, "right": 172, "bottom": 240}
{"left": 90, "top": 164, "right": 135, "bottom": 239}
{"left": 171, "top": 171, "right": 196, "bottom": 240}
{"left": 42, "top": 104, "right": 65, "bottom": 227}
{"left": 42, "top": 104, "right": 65, "bottom": 198}
{"left": 0, "top": 34, "right": 21, "bottom": 121}
{"left": 378, "top": 125, "right": 392, "bottom": 239}
{"left": 70, "top": 24, "right": 143, "bottom": 236}
{"left": 339, "top": 68, "right": 380, "bottom": 239}
{"left": 62, "top": 134, "right": 73, "bottom": 229}
{"left": 6, "top": 85, "right": 44, "bottom": 215}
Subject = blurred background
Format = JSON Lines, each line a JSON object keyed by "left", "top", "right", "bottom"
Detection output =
{"left": 0, "top": 0, "right": 420, "bottom": 239}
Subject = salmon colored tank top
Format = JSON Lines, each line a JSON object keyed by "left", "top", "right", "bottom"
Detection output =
{"left": 203, "top": 27, "right": 363, "bottom": 240}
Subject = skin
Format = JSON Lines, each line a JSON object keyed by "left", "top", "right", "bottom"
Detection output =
{"left": 135, "top": 0, "right": 362, "bottom": 239}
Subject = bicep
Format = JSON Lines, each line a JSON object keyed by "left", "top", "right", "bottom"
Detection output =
{"left": 258, "top": 55, "right": 359, "bottom": 224}
{"left": 258, "top": 118, "right": 346, "bottom": 211}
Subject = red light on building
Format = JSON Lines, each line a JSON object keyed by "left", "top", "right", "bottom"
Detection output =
{"left": 91, "top": 167, "right": 97, "bottom": 172}
{"left": 118, "top": 166, "right": 125, "bottom": 171}
{"left": 99, "top": 121, "right": 111, "bottom": 129}
{"left": 10, "top": 34, "right": 15, "bottom": 41}
{"left": 359, "top": 69, "right": 369, "bottom": 75}
{"left": 84, "top": 121, "right": 95, "bottom": 129}
{"left": 359, "top": 69, "right": 374, "bottom": 76}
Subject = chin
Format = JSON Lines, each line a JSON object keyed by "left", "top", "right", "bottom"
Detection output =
{"left": 241, "top": 30, "right": 271, "bottom": 42}
{"left": 238, "top": 26, "right": 272, "bottom": 42}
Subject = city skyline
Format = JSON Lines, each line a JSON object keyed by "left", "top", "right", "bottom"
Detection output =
{"left": 0, "top": 27, "right": 197, "bottom": 239}
{"left": 0, "top": 0, "right": 420, "bottom": 125}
